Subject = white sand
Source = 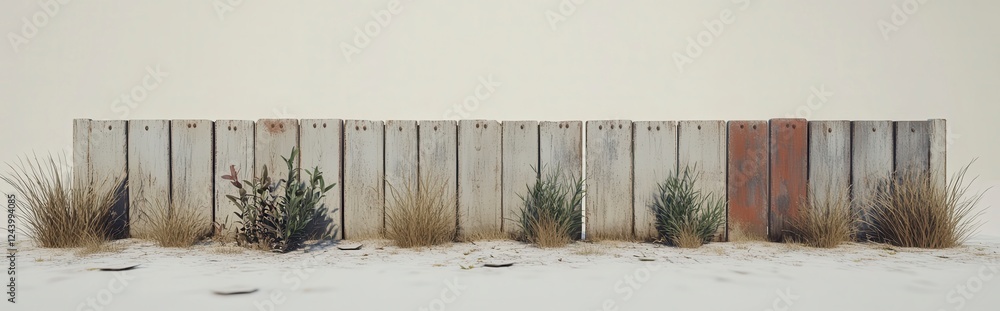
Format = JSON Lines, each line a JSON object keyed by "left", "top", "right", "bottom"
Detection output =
{"left": 10, "top": 235, "right": 1000, "bottom": 311}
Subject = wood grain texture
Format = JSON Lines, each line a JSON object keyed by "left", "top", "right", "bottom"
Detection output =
{"left": 127, "top": 120, "right": 170, "bottom": 237}
{"left": 632, "top": 121, "right": 677, "bottom": 240}
{"left": 457, "top": 120, "right": 502, "bottom": 238}
{"left": 385, "top": 120, "right": 419, "bottom": 193}
{"left": 418, "top": 120, "right": 458, "bottom": 236}
{"left": 769, "top": 118, "right": 807, "bottom": 241}
{"left": 501, "top": 121, "right": 538, "bottom": 235}
{"left": 895, "top": 120, "right": 931, "bottom": 176}
{"left": 171, "top": 120, "right": 214, "bottom": 234}
{"left": 72, "top": 119, "right": 91, "bottom": 187}
{"left": 726, "top": 121, "right": 768, "bottom": 241}
{"left": 300, "top": 119, "right": 343, "bottom": 239}
{"left": 539, "top": 121, "right": 583, "bottom": 179}
{"left": 255, "top": 119, "right": 300, "bottom": 179}
{"left": 808, "top": 121, "right": 851, "bottom": 207}
{"left": 214, "top": 120, "right": 254, "bottom": 235}
{"left": 585, "top": 120, "right": 633, "bottom": 240}
{"left": 851, "top": 121, "right": 893, "bottom": 239}
{"left": 929, "top": 119, "right": 947, "bottom": 191}
{"left": 89, "top": 120, "right": 128, "bottom": 238}
{"left": 678, "top": 121, "right": 727, "bottom": 241}
{"left": 344, "top": 120, "right": 384, "bottom": 239}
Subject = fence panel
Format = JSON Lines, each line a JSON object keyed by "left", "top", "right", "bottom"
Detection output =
{"left": 214, "top": 120, "right": 254, "bottom": 235}
{"left": 171, "top": 120, "right": 214, "bottom": 233}
{"left": 727, "top": 120, "right": 768, "bottom": 241}
{"left": 458, "top": 120, "right": 502, "bottom": 238}
{"left": 632, "top": 121, "right": 677, "bottom": 240}
{"left": 344, "top": 120, "right": 384, "bottom": 239}
{"left": 300, "top": 119, "right": 344, "bottom": 239}
{"left": 769, "top": 118, "right": 807, "bottom": 241}
{"left": 501, "top": 121, "right": 538, "bottom": 235}
{"left": 678, "top": 120, "right": 727, "bottom": 241}
{"left": 585, "top": 120, "right": 633, "bottom": 240}
{"left": 127, "top": 120, "right": 170, "bottom": 237}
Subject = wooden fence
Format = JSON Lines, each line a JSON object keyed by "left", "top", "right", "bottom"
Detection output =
{"left": 71, "top": 118, "right": 947, "bottom": 241}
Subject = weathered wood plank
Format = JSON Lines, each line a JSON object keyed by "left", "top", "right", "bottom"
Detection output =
{"left": 501, "top": 121, "right": 538, "bottom": 235}
{"left": 632, "top": 121, "right": 677, "bottom": 241}
{"left": 678, "top": 120, "right": 727, "bottom": 241}
{"left": 418, "top": 120, "right": 458, "bottom": 237}
{"left": 344, "top": 120, "right": 384, "bottom": 239}
{"left": 72, "top": 119, "right": 91, "bottom": 187}
{"left": 300, "top": 119, "right": 343, "bottom": 239}
{"left": 171, "top": 120, "right": 214, "bottom": 234}
{"left": 214, "top": 120, "right": 254, "bottom": 236}
{"left": 457, "top": 120, "right": 502, "bottom": 238}
{"left": 808, "top": 121, "right": 851, "bottom": 207}
{"left": 539, "top": 121, "right": 583, "bottom": 179}
{"left": 89, "top": 120, "right": 128, "bottom": 238}
{"left": 769, "top": 118, "right": 808, "bottom": 241}
{"left": 852, "top": 121, "right": 894, "bottom": 239}
{"left": 929, "top": 119, "right": 947, "bottom": 191}
{"left": 255, "top": 119, "right": 300, "bottom": 179}
{"left": 895, "top": 120, "right": 931, "bottom": 176}
{"left": 385, "top": 120, "right": 419, "bottom": 194}
{"left": 726, "top": 120, "right": 768, "bottom": 241}
{"left": 585, "top": 120, "right": 633, "bottom": 240}
{"left": 127, "top": 120, "right": 170, "bottom": 237}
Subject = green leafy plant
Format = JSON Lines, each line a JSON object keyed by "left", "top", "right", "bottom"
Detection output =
{"left": 517, "top": 166, "right": 584, "bottom": 247}
{"left": 222, "top": 147, "right": 336, "bottom": 252}
{"left": 652, "top": 166, "right": 726, "bottom": 248}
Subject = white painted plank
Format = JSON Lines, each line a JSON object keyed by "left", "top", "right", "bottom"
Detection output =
{"left": 72, "top": 119, "right": 91, "bottom": 187}
{"left": 457, "top": 120, "right": 502, "bottom": 238}
{"left": 344, "top": 120, "right": 384, "bottom": 239}
{"left": 255, "top": 119, "right": 300, "bottom": 179}
{"left": 632, "top": 121, "right": 677, "bottom": 240}
{"left": 300, "top": 119, "right": 344, "bottom": 239}
{"left": 851, "top": 120, "right": 893, "bottom": 238}
{"left": 171, "top": 120, "right": 214, "bottom": 234}
{"left": 214, "top": 120, "right": 254, "bottom": 236}
{"left": 678, "top": 120, "right": 727, "bottom": 241}
{"left": 540, "top": 121, "right": 583, "bottom": 179}
{"left": 585, "top": 120, "right": 633, "bottom": 240}
{"left": 385, "top": 120, "right": 419, "bottom": 194}
{"left": 501, "top": 121, "right": 538, "bottom": 235}
{"left": 895, "top": 120, "right": 931, "bottom": 176}
{"left": 89, "top": 120, "right": 128, "bottom": 238}
{"left": 127, "top": 120, "right": 170, "bottom": 237}
{"left": 808, "top": 121, "right": 851, "bottom": 206}
{"left": 418, "top": 120, "right": 458, "bottom": 236}
{"left": 929, "top": 119, "right": 947, "bottom": 191}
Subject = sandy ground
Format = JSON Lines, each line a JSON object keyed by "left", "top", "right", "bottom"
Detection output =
{"left": 9, "top": 234, "right": 1000, "bottom": 311}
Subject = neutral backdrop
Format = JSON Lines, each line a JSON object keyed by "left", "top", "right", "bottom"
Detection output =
{"left": 2, "top": 0, "right": 998, "bottom": 234}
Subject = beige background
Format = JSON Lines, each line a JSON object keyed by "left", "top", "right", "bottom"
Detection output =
{"left": 2, "top": 0, "right": 998, "bottom": 234}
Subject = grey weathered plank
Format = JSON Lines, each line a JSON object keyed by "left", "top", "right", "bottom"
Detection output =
{"left": 300, "top": 119, "right": 343, "bottom": 239}
{"left": 385, "top": 120, "right": 419, "bottom": 194}
{"left": 89, "top": 120, "right": 128, "bottom": 238}
{"left": 851, "top": 121, "right": 893, "bottom": 239}
{"left": 539, "top": 121, "right": 583, "bottom": 179}
{"left": 808, "top": 121, "right": 851, "bottom": 206}
{"left": 501, "top": 121, "right": 539, "bottom": 235}
{"left": 457, "top": 120, "right": 502, "bottom": 238}
{"left": 344, "top": 120, "right": 384, "bottom": 239}
{"left": 895, "top": 120, "right": 931, "bottom": 177}
{"left": 127, "top": 120, "right": 170, "bottom": 237}
{"left": 632, "top": 121, "right": 678, "bottom": 240}
{"left": 255, "top": 119, "right": 300, "bottom": 179}
{"left": 585, "top": 120, "right": 634, "bottom": 240}
{"left": 678, "top": 120, "right": 727, "bottom": 241}
{"left": 171, "top": 120, "right": 214, "bottom": 234}
{"left": 418, "top": 120, "right": 458, "bottom": 236}
{"left": 929, "top": 119, "right": 947, "bottom": 191}
{"left": 72, "top": 119, "right": 91, "bottom": 187}
{"left": 214, "top": 120, "right": 254, "bottom": 236}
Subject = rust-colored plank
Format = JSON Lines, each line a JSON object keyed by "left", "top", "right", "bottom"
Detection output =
{"left": 769, "top": 118, "right": 807, "bottom": 241}
{"left": 726, "top": 121, "right": 769, "bottom": 241}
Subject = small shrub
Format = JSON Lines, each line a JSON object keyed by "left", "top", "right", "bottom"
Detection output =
{"left": 385, "top": 175, "right": 456, "bottom": 248}
{"left": 137, "top": 198, "right": 210, "bottom": 248}
{"left": 223, "top": 147, "right": 336, "bottom": 252}
{"left": 727, "top": 221, "right": 766, "bottom": 243}
{"left": 652, "top": 166, "right": 726, "bottom": 248}
{"left": 517, "top": 167, "right": 584, "bottom": 248}
{"left": 789, "top": 186, "right": 856, "bottom": 248}
{"left": 2, "top": 154, "right": 123, "bottom": 248}
{"left": 867, "top": 163, "right": 986, "bottom": 248}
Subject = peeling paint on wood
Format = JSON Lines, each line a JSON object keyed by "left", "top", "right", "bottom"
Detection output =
{"left": 344, "top": 120, "right": 384, "bottom": 239}
{"left": 679, "top": 120, "right": 727, "bottom": 241}
{"left": 214, "top": 120, "right": 254, "bottom": 236}
{"left": 633, "top": 121, "right": 677, "bottom": 241}
{"left": 127, "top": 120, "right": 170, "bottom": 237}
{"left": 300, "top": 119, "right": 343, "bottom": 239}
{"left": 807, "top": 121, "right": 851, "bottom": 209}
{"left": 727, "top": 120, "right": 768, "bottom": 241}
{"left": 501, "top": 121, "right": 538, "bottom": 235}
{"left": 852, "top": 121, "right": 893, "bottom": 239}
{"left": 89, "top": 120, "right": 128, "bottom": 238}
{"left": 769, "top": 118, "right": 807, "bottom": 241}
{"left": 585, "top": 120, "right": 633, "bottom": 240}
{"left": 458, "top": 120, "right": 502, "bottom": 238}
{"left": 171, "top": 120, "right": 214, "bottom": 234}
